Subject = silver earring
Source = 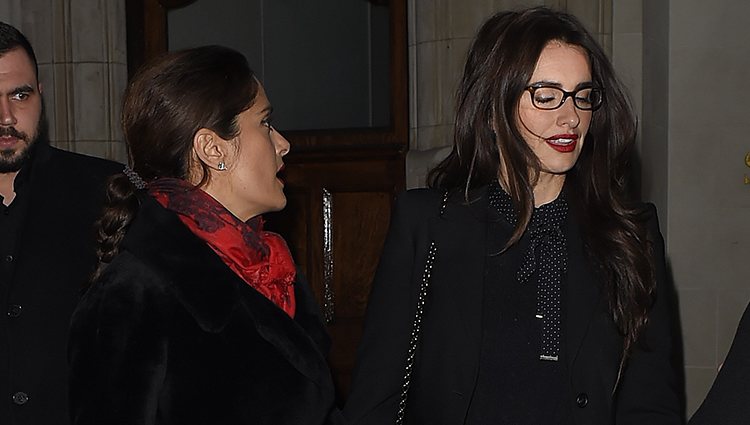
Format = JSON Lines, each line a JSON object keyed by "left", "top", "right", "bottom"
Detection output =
{"left": 217, "top": 162, "right": 226, "bottom": 171}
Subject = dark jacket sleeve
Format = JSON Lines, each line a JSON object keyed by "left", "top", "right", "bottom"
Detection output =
{"left": 615, "top": 204, "right": 684, "bottom": 424}
{"left": 68, "top": 254, "right": 171, "bottom": 425}
{"left": 343, "top": 190, "right": 438, "bottom": 425}
{"left": 688, "top": 302, "right": 750, "bottom": 424}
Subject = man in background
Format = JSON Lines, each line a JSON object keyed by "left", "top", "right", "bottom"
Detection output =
{"left": 0, "top": 21, "right": 120, "bottom": 424}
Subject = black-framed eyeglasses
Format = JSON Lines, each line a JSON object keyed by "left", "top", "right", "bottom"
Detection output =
{"left": 525, "top": 84, "right": 604, "bottom": 111}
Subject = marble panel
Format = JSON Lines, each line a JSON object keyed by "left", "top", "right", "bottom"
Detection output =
{"left": 70, "top": 0, "right": 106, "bottom": 62}
{"left": 37, "top": 63, "right": 57, "bottom": 141}
{"left": 415, "top": 0, "right": 437, "bottom": 44}
{"left": 678, "top": 288, "right": 717, "bottom": 367}
{"left": 446, "top": 0, "right": 492, "bottom": 39}
{"left": 106, "top": 0, "right": 127, "bottom": 65}
{"left": 595, "top": 33, "right": 612, "bottom": 57}
{"left": 49, "top": 63, "right": 73, "bottom": 143}
{"left": 20, "top": 0, "right": 54, "bottom": 64}
{"left": 408, "top": 0, "right": 417, "bottom": 46}
{"left": 72, "top": 140, "right": 111, "bottom": 160}
{"left": 685, "top": 366, "right": 718, "bottom": 419}
{"left": 508, "top": 0, "right": 546, "bottom": 9}
{"left": 670, "top": 1, "right": 750, "bottom": 51}
{"left": 0, "top": 0, "right": 22, "bottom": 25}
{"left": 409, "top": 43, "right": 419, "bottom": 129}
{"left": 667, "top": 126, "right": 722, "bottom": 201}
{"left": 717, "top": 291, "right": 750, "bottom": 367}
{"left": 415, "top": 123, "right": 453, "bottom": 151}
{"left": 439, "top": 37, "right": 470, "bottom": 125}
{"left": 51, "top": 139, "right": 72, "bottom": 151}
{"left": 108, "top": 63, "right": 127, "bottom": 142}
{"left": 433, "top": 0, "right": 450, "bottom": 40}
{"left": 110, "top": 140, "right": 127, "bottom": 164}
{"left": 406, "top": 145, "right": 451, "bottom": 189}
{"left": 72, "top": 62, "right": 108, "bottom": 140}
{"left": 416, "top": 40, "right": 442, "bottom": 127}
{"left": 669, "top": 206, "right": 750, "bottom": 291}
{"left": 669, "top": 125, "right": 750, "bottom": 209}
{"left": 670, "top": 47, "right": 750, "bottom": 127}
{"left": 612, "top": 32, "right": 642, "bottom": 113}
{"left": 565, "top": 0, "right": 604, "bottom": 34}
{"left": 409, "top": 127, "right": 418, "bottom": 151}
{"left": 612, "top": 0, "right": 641, "bottom": 34}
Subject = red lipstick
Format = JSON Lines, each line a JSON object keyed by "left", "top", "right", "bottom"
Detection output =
{"left": 545, "top": 133, "right": 578, "bottom": 153}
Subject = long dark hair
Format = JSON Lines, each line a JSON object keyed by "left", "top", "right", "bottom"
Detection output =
{"left": 93, "top": 45, "right": 259, "bottom": 280}
{"left": 429, "top": 7, "right": 654, "bottom": 359}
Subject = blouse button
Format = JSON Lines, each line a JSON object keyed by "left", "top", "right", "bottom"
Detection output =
{"left": 12, "top": 391, "right": 29, "bottom": 405}
{"left": 7, "top": 304, "right": 22, "bottom": 318}
{"left": 576, "top": 393, "right": 588, "bottom": 408}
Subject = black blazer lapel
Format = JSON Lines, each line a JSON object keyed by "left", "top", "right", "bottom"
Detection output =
{"left": 564, "top": 213, "right": 604, "bottom": 368}
{"left": 430, "top": 191, "right": 489, "bottom": 345}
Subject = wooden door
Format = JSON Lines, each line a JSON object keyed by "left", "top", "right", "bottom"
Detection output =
{"left": 126, "top": 0, "right": 409, "bottom": 403}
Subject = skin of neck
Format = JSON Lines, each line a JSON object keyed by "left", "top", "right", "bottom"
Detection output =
{"left": 0, "top": 171, "right": 18, "bottom": 206}
{"left": 498, "top": 165, "right": 565, "bottom": 208}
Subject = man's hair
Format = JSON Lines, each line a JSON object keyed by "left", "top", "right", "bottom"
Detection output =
{"left": 0, "top": 21, "right": 39, "bottom": 78}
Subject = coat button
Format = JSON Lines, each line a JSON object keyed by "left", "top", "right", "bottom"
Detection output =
{"left": 12, "top": 391, "right": 28, "bottom": 405}
{"left": 7, "top": 304, "right": 22, "bottom": 318}
{"left": 576, "top": 393, "right": 588, "bottom": 408}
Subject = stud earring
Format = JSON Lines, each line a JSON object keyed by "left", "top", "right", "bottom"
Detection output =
{"left": 217, "top": 162, "right": 226, "bottom": 171}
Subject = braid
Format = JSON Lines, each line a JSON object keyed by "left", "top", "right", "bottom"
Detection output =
{"left": 91, "top": 173, "right": 140, "bottom": 282}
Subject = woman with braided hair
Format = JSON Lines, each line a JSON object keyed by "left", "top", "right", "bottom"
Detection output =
{"left": 68, "top": 45, "right": 342, "bottom": 425}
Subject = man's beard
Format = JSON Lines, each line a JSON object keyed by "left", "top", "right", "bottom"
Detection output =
{"left": 0, "top": 108, "right": 48, "bottom": 173}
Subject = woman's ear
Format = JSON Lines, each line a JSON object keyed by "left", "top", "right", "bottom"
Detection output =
{"left": 192, "top": 128, "right": 229, "bottom": 171}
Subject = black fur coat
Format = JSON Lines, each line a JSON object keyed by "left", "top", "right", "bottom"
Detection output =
{"left": 68, "top": 195, "right": 342, "bottom": 425}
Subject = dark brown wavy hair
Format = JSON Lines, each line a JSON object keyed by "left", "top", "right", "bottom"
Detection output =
{"left": 428, "top": 7, "right": 655, "bottom": 359}
{"left": 93, "top": 45, "right": 259, "bottom": 280}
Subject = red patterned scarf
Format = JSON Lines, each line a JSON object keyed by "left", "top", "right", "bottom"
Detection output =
{"left": 149, "top": 178, "right": 296, "bottom": 317}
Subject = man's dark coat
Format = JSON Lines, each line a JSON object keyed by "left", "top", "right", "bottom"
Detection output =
{"left": 0, "top": 143, "right": 119, "bottom": 424}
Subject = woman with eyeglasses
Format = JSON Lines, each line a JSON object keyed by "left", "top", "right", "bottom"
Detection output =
{"left": 344, "top": 7, "right": 682, "bottom": 425}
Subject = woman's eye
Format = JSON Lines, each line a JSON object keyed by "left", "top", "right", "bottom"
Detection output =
{"left": 534, "top": 94, "right": 556, "bottom": 104}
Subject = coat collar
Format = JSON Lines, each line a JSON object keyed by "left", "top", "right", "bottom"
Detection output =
{"left": 120, "top": 195, "right": 330, "bottom": 385}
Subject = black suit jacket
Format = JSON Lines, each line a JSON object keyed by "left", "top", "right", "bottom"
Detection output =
{"left": 68, "top": 195, "right": 342, "bottom": 425}
{"left": 688, "top": 302, "right": 750, "bottom": 424}
{"left": 344, "top": 187, "right": 682, "bottom": 425}
{"left": 0, "top": 144, "right": 119, "bottom": 425}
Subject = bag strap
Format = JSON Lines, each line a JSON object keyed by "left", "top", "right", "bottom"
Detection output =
{"left": 395, "top": 191, "right": 448, "bottom": 425}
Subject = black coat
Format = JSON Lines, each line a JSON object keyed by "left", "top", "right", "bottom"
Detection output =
{"left": 68, "top": 195, "right": 342, "bottom": 425}
{"left": 0, "top": 144, "right": 119, "bottom": 425}
{"left": 343, "top": 188, "right": 683, "bottom": 425}
{"left": 688, "top": 302, "right": 750, "bottom": 424}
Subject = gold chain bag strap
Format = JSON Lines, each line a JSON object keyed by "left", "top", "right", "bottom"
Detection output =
{"left": 395, "top": 191, "right": 448, "bottom": 425}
